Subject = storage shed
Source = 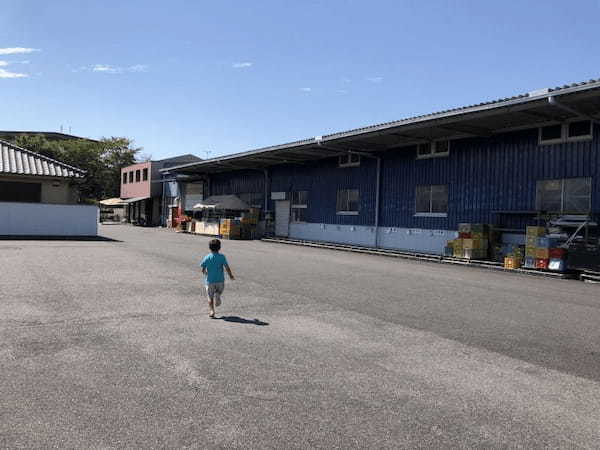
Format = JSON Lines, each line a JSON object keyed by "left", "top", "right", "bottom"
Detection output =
{"left": 0, "top": 139, "right": 98, "bottom": 236}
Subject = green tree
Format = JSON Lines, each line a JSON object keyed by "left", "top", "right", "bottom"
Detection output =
{"left": 99, "top": 137, "right": 141, "bottom": 198}
{"left": 13, "top": 135, "right": 62, "bottom": 160}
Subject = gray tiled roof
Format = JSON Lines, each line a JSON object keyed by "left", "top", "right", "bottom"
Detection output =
{"left": 0, "top": 139, "right": 85, "bottom": 178}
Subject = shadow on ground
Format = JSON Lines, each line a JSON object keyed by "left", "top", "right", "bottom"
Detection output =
{"left": 216, "top": 316, "right": 269, "bottom": 326}
{"left": 0, "top": 235, "right": 122, "bottom": 242}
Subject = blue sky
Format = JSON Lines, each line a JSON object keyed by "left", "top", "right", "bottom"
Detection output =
{"left": 1, "top": 0, "right": 600, "bottom": 159}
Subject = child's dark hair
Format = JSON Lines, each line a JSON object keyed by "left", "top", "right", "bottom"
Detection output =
{"left": 209, "top": 239, "right": 221, "bottom": 252}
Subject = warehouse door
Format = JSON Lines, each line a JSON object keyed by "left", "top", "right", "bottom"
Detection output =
{"left": 275, "top": 200, "right": 290, "bottom": 237}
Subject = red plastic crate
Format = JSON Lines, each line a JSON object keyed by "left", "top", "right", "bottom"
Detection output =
{"left": 549, "top": 248, "right": 566, "bottom": 259}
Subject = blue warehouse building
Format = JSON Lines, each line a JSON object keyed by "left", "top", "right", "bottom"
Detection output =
{"left": 162, "top": 78, "right": 600, "bottom": 255}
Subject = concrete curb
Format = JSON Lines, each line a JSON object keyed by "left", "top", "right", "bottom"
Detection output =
{"left": 261, "top": 237, "right": 579, "bottom": 281}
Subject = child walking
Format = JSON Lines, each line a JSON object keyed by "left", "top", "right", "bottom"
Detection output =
{"left": 200, "top": 239, "right": 235, "bottom": 318}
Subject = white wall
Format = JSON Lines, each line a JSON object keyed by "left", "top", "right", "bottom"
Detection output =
{"left": 288, "top": 222, "right": 458, "bottom": 255}
{"left": 0, "top": 202, "right": 98, "bottom": 236}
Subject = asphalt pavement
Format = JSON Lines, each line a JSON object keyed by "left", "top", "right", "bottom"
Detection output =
{"left": 2, "top": 225, "right": 600, "bottom": 448}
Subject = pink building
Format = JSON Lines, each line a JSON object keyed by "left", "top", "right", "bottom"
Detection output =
{"left": 120, "top": 155, "right": 201, "bottom": 226}
{"left": 121, "top": 161, "right": 152, "bottom": 199}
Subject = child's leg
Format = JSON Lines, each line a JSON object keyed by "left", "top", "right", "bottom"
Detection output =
{"left": 214, "top": 283, "right": 224, "bottom": 307}
{"left": 206, "top": 285, "right": 215, "bottom": 317}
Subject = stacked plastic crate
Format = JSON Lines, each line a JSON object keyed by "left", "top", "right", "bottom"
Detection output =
{"left": 445, "top": 224, "right": 490, "bottom": 260}
{"left": 524, "top": 226, "right": 545, "bottom": 269}
{"left": 524, "top": 226, "right": 569, "bottom": 272}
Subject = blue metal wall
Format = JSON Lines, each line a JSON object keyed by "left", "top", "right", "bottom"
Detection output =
{"left": 377, "top": 124, "right": 599, "bottom": 230}
{"left": 210, "top": 169, "right": 265, "bottom": 197}
{"left": 270, "top": 158, "right": 377, "bottom": 225}
{"left": 209, "top": 124, "right": 600, "bottom": 231}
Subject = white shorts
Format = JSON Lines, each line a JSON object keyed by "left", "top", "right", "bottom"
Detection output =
{"left": 205, "top": 282, "right": 225, "bottom": 303}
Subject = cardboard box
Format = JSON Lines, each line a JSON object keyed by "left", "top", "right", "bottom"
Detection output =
{"left": 470, "top": 231, "right": 488, "bottom": 240}
{"left": 463, "top": 248, "right": 487, "bottom": 260}
{"left": 463, "top": 239, "right": 488, "bottom": 250}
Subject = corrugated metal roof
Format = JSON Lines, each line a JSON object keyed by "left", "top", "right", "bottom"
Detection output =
{"left": 161, "top": 76, "right": 600, "bottom": 174}
{"left": 317, "top": 77, "right": 600, "bottom": 141}
{"left": 0, "top": 139, "right": 85, "bottom": 178}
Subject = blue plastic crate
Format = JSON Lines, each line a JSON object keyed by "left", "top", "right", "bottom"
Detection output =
{"left": 523, "top": 257, "right": 536, "bottom": 268}
{"left": 548, "top": 258, "right": 567, "bottom": 272}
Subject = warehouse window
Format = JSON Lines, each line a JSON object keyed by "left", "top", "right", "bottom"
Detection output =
{"left": 415, "top": 185, "right": 448, "bottom": 216}
{"left": 291, "top": 191, "right": 308, "bottom": 222}
{"left": 336, "top": 189, "right": 359, "bottom": 215}
{"left": 416, "top": 141, "right": 450, "bottom": 159}
{"left": 122, "top": 172, "right": 127, "bottom": 184}
{"left": 338, "top": 153, "right": 360, "bottom": 167}
{"left": 135, "top": 170, "right": 141, "bottom": 182}
{"left": 539, "top": 120, "right": 592, "bottom": 145}
{"left": 142, "top": 168, "right": 148, "bottom": 181}
{"left": 536, "top": 177, "right": 591, "bottom": 213}
{"left": 567, "top": 120, "right": 592, "bottom": 139}
{"left": 128, "top": 171, "right": 134, "bottom": 183}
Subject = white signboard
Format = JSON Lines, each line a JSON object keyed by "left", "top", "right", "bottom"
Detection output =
{"left": 271, "top": 192, "right": 287, "bottom": 200}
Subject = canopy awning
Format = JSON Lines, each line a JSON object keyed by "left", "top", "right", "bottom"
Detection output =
{"left": 122, "top": 196, "right": 151, "bottom": 204}
{"left": 193, "top": 195, "right": 249, "bottom": 211}
{"left": 99, "top": 197, "right": 127, "bottom": 206}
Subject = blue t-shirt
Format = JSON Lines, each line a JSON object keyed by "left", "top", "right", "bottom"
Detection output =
{"left": 200, "top": 253, "right": 228, "bottom": 284}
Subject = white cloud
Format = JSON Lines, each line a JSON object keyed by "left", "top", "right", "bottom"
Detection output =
{"left": 93, "top": 64, "right": 120, "bottom": 73}
{"left": 0, "top": 68, "right": 28, "bottom": 78}
{"left": 341, "top": 77, "right": 351, "bottom": 83}
{"left": 0, "top": 47, "right": 39, "bottom": 55}
{"left": 232, "top": 62, "right": 253, "bottom": 68}
{"left": 0, "top": 60, "right": 29, "bottom": 66}
{"left": 128, "top": 64, "right": 148, "bottom": 73}
{"left": 300, "top": 87, "right": 312, "bottom": 92}
{"left": 90, "top": 64, "right": 148, "bottom": 74}
{"left": 366, "top": 76, "right": 383, "bottom": 84}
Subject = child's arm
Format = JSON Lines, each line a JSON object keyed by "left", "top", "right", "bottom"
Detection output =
{"left": 225, "top": 264, "right": 235, "bottom": 280}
